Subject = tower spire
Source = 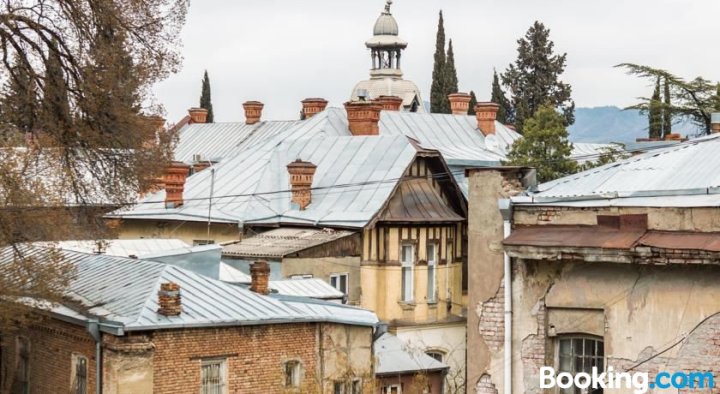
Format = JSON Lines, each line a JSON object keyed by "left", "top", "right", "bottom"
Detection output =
{"left": 384, "top": 0, "right": 393, "bottom": 14}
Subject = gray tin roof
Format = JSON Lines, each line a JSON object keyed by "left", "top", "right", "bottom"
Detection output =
{"left": 1, "top": 246, "right": 378, "bottom": 333}
{"left": 515, "top": 134, "right": 720, "bottom": 207}
{"left": 223, "top": 228, "right": 356, "bottom": 258}
{"left": 374, "top": 333, "right": 448, "bottom": 375}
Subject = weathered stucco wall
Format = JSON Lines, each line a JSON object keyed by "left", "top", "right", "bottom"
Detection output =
{"left": 117, "top": 219, "right": 240, "bottom": 245}
{"left": 321, "top": 324, "right": 374, "bottom": 392}
{"left": 283, "top": 256, "right": 362, "bottom": 304}
{"left": 509, "top": 260, "right": 720, "bottom": 393}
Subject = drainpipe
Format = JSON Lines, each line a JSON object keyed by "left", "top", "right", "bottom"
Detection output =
{"left": 86, "top": 319, "right": 102, "bottom": 394}
{"left": 498, "top": 199, "right": 513, "bottom": 394}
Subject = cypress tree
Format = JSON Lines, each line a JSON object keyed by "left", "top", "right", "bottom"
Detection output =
{"left": 662, "top": 77, "right": 671, "bottom": 137}
{"left": 445, "top": 39, "right": 459, "bottom": 97}
{"left": 501, "top": 21, "right": 574, "bottom": 133}
{"left": 468, "top": 90, "right": 478, "bottom": 115}
{"left": 40, "top": 39, "right": 72, "bottom": 132}
{"left": 200, "top": 70, "right": 214, "bottom": 123}
{"left": 430, "top": 11, "right": 448, "bottom": 113}
{"left": 1, "top": 54, "right": 39, "bottom": 136}
{"left": 490, "top": 69, "right": 513, "bottom": 124}
{"left": 648, "top": 78, "right": 662, "bottom": 139}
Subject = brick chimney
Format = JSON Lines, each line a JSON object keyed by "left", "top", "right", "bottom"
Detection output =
{"left": 448, "top": 93, "right": 472, "bottom": 115}
{"left": 164, "top": 161, "right": 191, "bottom": 208}
{"left": 712, "top": 113, "right": 720, "bottom": 134}
{"left": 188, "top": 107, "right": 209, "bottom": 124}
{"left": 475, "top": 102, "right": 500, "bottom": 136}
{"left": 157, "top": 282, "right": 182, "bottom": 316}
{"left": 301, "top": 98, "right": 329, "bottom": 119}
{"left": 243, "top": 101, "right": 264, "bottom": 125}
{"left": 250, "top": 261, "right": 271, "bottom": 295}
{"left": 287, "top": 159, "right": 317, "bottom": 210}
{"left": 375, "top": 95, "right": 404, "bottom": 112}
{"left": 344, "top": 101, "right": 383, "bottom": 136}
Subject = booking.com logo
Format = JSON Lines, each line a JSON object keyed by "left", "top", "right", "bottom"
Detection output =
{"left": 540, "top": 366, "right": 715, "bottom": 393}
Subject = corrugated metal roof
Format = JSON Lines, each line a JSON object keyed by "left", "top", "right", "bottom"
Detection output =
{"left": 270, "top": 279, "right": 344, "bottom": 300}
{"left": 379, "top": 178, "right": 464, "bottom": 222}
{"left": 518, "top": 134, "right": 720, "bottom": 206}
{"left": 374, "top": 333, "right": 448, "bottom": 375}
{"left": 49, "top": 239, "right": 190, "bottom": 258}
{"left": 1, "top": 246, "right": 377, "bottom": 331}
{"left": 223, "top": 228, "right": 356, "bottom": 258}
{"left": 174, "top": 120, "right": 302, "bottom": 164}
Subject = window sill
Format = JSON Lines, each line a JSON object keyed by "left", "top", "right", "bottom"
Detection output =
{"left": 427, "top": 302, "right": 438, "bottom": 308}
{"left": 399, "top": 302, "right": 416, "bottom": 310}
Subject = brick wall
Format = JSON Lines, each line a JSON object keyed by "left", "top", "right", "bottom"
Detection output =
{"left": 151, "top": 323, "right": 320, "bottom": 393}
{"left": 478, "top": 282, "right": 505, "bottom": 353}
{"left": 0, "top": 318, "right": 96, "bottom": 393}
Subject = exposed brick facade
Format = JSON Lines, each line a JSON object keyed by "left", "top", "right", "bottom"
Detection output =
{"left": 477, "top": 282, "right": 505, "bottom": 353}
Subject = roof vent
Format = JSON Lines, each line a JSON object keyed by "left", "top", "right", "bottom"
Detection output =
{"left": 448, "top": 93, "right": 472, "bottom": 115}
{"left": 375, "top": 95, "right": 404, "bottom": 112}
{"left": 157, "top": 282, "right": 182, "bottom": 316}
{"left": 287, "top": 159, "right": 317, "bottom": 211}
{"left": 475, "top": 102, "right": 499, "bottom": 136}
{"left": 164, "top": 162, "right": 191, "bottom": 208}
{"left": 344, "top": 101, "right": 383, "bottom": 136}
{"left": 301, "top": 98, "right": 329, "bottom": 119}
{"left": 188, "top": 107, "right": 209, "bottom": 124}
{"left": 243, "top": 101, "right": 264, "bottom": 125}
{"left": 250, "top": 261, "right": 271, "bottom": 295}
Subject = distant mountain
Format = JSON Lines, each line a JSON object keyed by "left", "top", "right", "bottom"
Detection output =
{"left": 569, "top": 106, "right": 702, "bottom": 143}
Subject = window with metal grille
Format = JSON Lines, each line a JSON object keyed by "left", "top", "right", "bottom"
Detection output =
{"left": 71, "top": 354, "right": 88, "bottom": 394}
{"left": 555, "top": 336, "right": 604, "bottom": 394}
{"left": 200, "top": 359, "right": 227, "bottom": 394}
{"left": 401, "top": 244, "right": 414, "bottom": 302}
{"left": 284, "top": 360, "right": 301, "bottom": 388}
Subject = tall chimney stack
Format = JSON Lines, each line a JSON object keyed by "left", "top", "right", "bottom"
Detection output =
{"left": 157, "top": 282, "right": 182, "bottom": 316}
{"left": 301, "top": 98, "right": 329, "bottom": 119}
{"left": 250, "top": 261, "right": 271, "bottom": 295}
{"left": 243, "top": 101, "right": 264, "bottom": 125}
{"left": 375, "top": 96, "right": 404, "bottom": 112}
{"left": 475, "top": 102, "right": 500, "bottom": 136}
{"left": 712, "top": 113, "right": 720, "bottom": 134}
{"left": 188, "top": 108, "right": 209, "bottom": 124}
{"left": 287, "top": 159, "right": 317, "bottom": 211}
{"left": 164, "top": 161, "right": 191, "bottom": 208}
{"left": 344, "top": 101, "right": 383, "bottom": 136}
{"left": 448, "top": 93, "right": 472, "bottom": 115}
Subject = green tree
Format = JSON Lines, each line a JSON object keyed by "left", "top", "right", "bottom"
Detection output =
{"left": 468, "top": 90, "right": 478, "bottom": 115}
{"left": 490, "top": 69, "right": 513, "bottom": 124}
{"left": 662, "top": 77, "right": 672, "bottom": 137}
{"left": 505, "top": 105, "right": 576, "bottom": 182}
{"left": 445, "top": 39, "right": 459, "bottom": 96}
{"left": 617, "top": 63, "right": 720, "bottom": 134}
{"left": 501, "top": 21, "right": 574, "bottom": 133}
{"left": 648, "top": 78, "right": 663, "bottom": 139}
{"left": 200, "top": 70, "right": 214, "bottom": 123}
{"left": 430, "top": 11, "right": 449, "bottom": 113}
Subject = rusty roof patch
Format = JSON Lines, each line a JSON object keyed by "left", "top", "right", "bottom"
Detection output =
{"left": 504, "top": 225, "right": 646, "bottom": 250}
{"left": 636, "top": 231, "right": 720, "bottom": 252}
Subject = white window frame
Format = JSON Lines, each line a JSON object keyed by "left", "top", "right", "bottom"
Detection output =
{"left": 426, "top": 243, "right": 438, "bottom": 303}
{"left": 200, "top": 358, "right": 228, "bottom": 394}
{"left": 553, "top": 336, "right": 604, "bottom": 394}
{"left": 401, "top": 244, "right": 415, "bottom": 302}
{"left": 329, "top": 273, "right": 349, "bottom": 295}
{"left": 290, "top": 274, "right": 313, "bottom": 280}
{"left": 284, "top": 360, "right": 302, "bottom": 388}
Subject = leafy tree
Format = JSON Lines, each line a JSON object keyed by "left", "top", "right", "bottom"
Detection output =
{"left": 468, "top": 90, "right": 478, "bottom": 115}
{"left": 617, "top": 63, "right": 720, "bottom": 135}
{"left": 490, "top": 69, "right": 513, "bottom": 124}
{"left": 648, "top": 78, "right": 663, "bottom": 139}
{"left": 501, "top": 21, "right": 574, "bottom": 133}
{"left": 200, "top": 70, "right": 215, "bottom": 123}
{"left": 662, "top": 77, "right": 672, "bottom": 137}
{"left": 430, "top": 11, "right": 449, "bottom": 113}
{"left": 445, "top": 39, "right": 459, "bottom": 96}
{"left": 0, "top": 0, "right": 187, "bottom": 334}
{"left": 505, "top": 105, "right": 577, "bottom": 182}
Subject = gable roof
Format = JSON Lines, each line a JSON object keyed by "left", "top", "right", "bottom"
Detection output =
{"left": 378, "top": 178, "right": 464, "bottom": 223}
{"left": 374, "top": 333, "right": 449, "bottom": 375}
{"left": 515, "top": 135, "right": 720, "bottom": 207}
{"left": 1, "top": 246, "right": 377, "bottom": 333}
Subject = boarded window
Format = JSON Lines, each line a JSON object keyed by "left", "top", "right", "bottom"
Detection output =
{"left": 71, "top": 354, "right": 88, "bottom": 394}
{"left": 200, "top": 359, "right": 227, "bottom": 394}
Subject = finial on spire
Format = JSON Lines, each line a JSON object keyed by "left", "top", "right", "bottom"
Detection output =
{"left": 384, "top": 0, "right": 393, "bottom": 14}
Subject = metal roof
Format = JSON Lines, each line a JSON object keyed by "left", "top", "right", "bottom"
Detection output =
{"left": 1, "top": 246, "right": 378, "bottom": 332}
{"left": 517, "top": 134, "right": 720, "bottom": 207}
{"left": 48, "top": 239, "right": 190, "bottom": 258}
{"left": 269, "top": 279, "right": 344, "bottom": 300}
{"left": 374, "top": 333, "right": 449, "bottom": 375}
{"left": 223, "top": 228, "right": 356, "bottom": 258}
{"left": 379, "top": 178, "right": 465, "bottom": 222}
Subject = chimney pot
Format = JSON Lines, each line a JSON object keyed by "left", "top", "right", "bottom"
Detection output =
{"left": 188, "top": 107, "right": 209, "bottom": 124}
{"left": 475, "top": 102, "right": 500, "bottom": 136}
{"left": 344, "top": 101, "right": 383, "bottom": 136}
{"left": 164, "top": 161, "right": 191, "bottom": 208}
{"left": 301, "top": 98, "right": 329, "bottom": 119}
{"left": 243, "top": 101, "right": 264, "bottom": 125}
{"left": 157, "top": 282, "right": 182, "bottom": 316}
{"left": 250, "top": 261, "right": 271, "bottom": 295}
{"left": 287, "top": 159, "right": 317, "bottom": 210}
{"left": 448, "top": 93, "right": 472, "bottom": 115}
{"left": 374, "top": 95, "right": 404, "bottom": 112}
{"left": 711, "top": 113, "right": 720, "bottom": 134}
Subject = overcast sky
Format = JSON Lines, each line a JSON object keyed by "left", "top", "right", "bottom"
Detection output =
{"left": 153, "top": 0, "right": 720, "bottom": 122}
